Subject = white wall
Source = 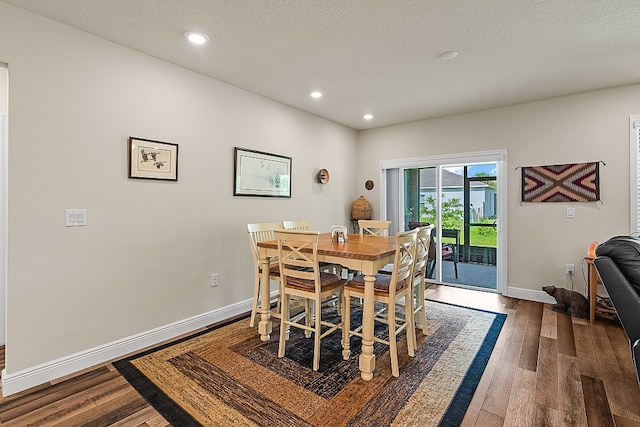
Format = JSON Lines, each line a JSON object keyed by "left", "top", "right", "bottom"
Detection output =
{"left": 358, "top": 85, "right": 639, "bottom": 297}
{"left": 0, "top": 2, "right": 357, "bottom": 386}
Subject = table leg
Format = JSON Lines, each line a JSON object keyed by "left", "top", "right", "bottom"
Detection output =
{"left": 258, "top": 255, "right": 272, "bottom": 341}
{"left": 358, "top": 274, "right": 376, "bottom": 381}
{"left": 588, "top": 261, "right": 596, "bottom": 324}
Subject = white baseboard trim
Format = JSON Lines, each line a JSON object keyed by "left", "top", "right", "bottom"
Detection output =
{"left": 2, "top": 297, "right": 257, "bottom": 397}
{"left": 506, "top": 286, "right": 556, "bottom": 305}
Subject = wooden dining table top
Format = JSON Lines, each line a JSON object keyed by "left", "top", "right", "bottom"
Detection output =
{"left": 257, "top": 232, "right": 397, "bottom": 261}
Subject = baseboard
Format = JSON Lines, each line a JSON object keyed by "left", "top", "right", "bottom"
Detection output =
{"left": 1, "top": 297, "right": 259, "bottom": 396}
{"left": 506, "top": 286, "right": 556, "bottom": 304}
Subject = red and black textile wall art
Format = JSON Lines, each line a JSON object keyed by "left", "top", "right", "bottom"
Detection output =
{"left": 521, "top": 162, "right": 600, "bottom": 202}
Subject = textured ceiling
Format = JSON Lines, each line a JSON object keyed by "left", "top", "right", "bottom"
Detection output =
{"left": 3, "top": 0, "right": 640, "bottom": 130}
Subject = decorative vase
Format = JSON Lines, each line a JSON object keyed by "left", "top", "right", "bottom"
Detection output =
{"left": 351, "top": 196, "right": 372, "bottom": 220}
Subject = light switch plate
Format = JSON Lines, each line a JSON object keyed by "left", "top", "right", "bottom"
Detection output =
{"left": 566, "top": 207, "right": 576, "bottom": 219}
{"left": 66, "top": 209, "right": 87, "bottom": 227}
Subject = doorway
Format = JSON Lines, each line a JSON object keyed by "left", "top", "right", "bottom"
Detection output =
{"left": 381, "top": 150, "right": 506, "bottom": 294}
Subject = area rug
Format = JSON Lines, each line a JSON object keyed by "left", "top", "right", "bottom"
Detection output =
{"left": 114, "top": 301, "right": 505, "bottom": 426}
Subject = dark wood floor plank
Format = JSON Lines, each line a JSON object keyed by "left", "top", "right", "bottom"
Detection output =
{"left": 540, "top": 304, "right": 557, "bottom": 340}
{"left": 139, "top": 413, "right": 172, "bottom": 427}
{"left": 581, "top": 375, "right": 614, "bottom": 427}
{"left": 504, "top": 298, "right": 519, "bottom": 310}
{"left": 474, "top": 410, "right": 504, "bottom": 427}
{"left": 556, "top": 311, "right": 576, "bottom": 357}
{"left": 557, "top": 353, "right": 588, "bottom": 426}
{"left": 3, "top": 376, "right": 131, "bottom": 427}
{"left": 0, "top": 368, "right": 121, "bottom": 422}
{"left": 604, "top": 321, "right": 640, "bottom": 380}
{"left": 503, "top": 367, "right": 536, "bottom": 425}
{"left": 508, "top": 299, "right": 529, "bottom": 343}
{"left": 534, "top": 403, "right": 558, "bottom": 427}
{"left": 481, "top": 336, "right": 522, "bottom": 418}
{"left": 612, "top": 414, "right": 640, "bottom": 427}
{"left": 52, "top": 390, "right": 148, "bottom": 427}
{"left": 107, "top": 405, "right": 159, "bottom": 427}
{"left": 591, "top": 323, "right": 640, "bottom": 421}
{"left": 572, "top": 321, "right": 600, "bottom": 379}
{"left": 0, "top": 366, "right": 114, "bottom": 415}
{"left": 461, "top": 346, "right": 503, "bottom": 427}
{"left": 535, "top": 336, "right": 558, "bottom": 410}
{"left": 518, "top": 301, "right": 542, "bottom": 371}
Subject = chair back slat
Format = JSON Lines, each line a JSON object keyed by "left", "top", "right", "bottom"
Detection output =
{"left": 388, "top": 229, "right": 418, "bottom": 294}
{"left": 282, "top": 220, "right": 312, "bottom": 231}
{"left": 358, "top": 220, "right": 391, "bottom": 236}
{"left": 414, "top": 225, "right": 434, "bottom": 275}
{"left": 275, "top": 230, "right": 321, "bottom": 291}
{"left": 247, "top": 222, "right": 283, "bottom": 264}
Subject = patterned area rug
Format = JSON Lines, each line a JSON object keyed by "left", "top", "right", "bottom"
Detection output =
{"left": 115, "top": 301, "right": 505, "bottom": 426}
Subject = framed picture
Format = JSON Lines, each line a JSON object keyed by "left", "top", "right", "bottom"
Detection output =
{"left": 128, "top": 137, "right": 178, "bottom": 181}
{"left": 234, "top": 147, "right": 291, "bottom": 197}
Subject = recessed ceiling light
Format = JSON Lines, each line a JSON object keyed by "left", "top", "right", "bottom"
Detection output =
{"left": 440, "top": 51, "right": 458, "bottom": 60}
{"left": 310, "top": 91, "right": 324, "bottom": 99}
{"left": 185, "top": 31, "right": 210, "bottom": 45}
{"left": 363, "top": 114, "right": 374, "bottom": 120}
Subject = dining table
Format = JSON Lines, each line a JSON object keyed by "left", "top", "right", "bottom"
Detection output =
{"left": 256, "top": 232, "right": 397, "bottom": 381}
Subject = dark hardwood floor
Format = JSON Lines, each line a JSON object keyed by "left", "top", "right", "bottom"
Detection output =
{"left": 1, "top": 284, "right": 638, "bottom": 426}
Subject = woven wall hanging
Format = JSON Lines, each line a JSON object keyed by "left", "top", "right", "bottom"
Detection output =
{"left": 521, "top": 162, "right": 600, "bottom": 202}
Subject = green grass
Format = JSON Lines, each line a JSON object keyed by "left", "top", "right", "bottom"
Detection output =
{"left": 422, "top": 218, "right": 497, "bottom": 248}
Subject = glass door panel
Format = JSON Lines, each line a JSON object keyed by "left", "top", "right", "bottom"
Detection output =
{"left": 402, "top": 163, "right": 498, "bottom": 290}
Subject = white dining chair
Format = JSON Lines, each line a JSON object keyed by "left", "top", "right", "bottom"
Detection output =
{"left": 342, "top": 228, "right": 418, "bottom": 377}
{"left": 412, "top": 225, "right": 434, "bottom": 347}
{"left": 358, "top": 220, "right": 391, "bottom": 236}
{"left": 275, "top": 229, "right": 346, "bottom": 371}
{"left": 247, "top": 221, "right": 284, "bottom": 328}
{"left": 282, "top": 219, "right": 312, "bottom": 231}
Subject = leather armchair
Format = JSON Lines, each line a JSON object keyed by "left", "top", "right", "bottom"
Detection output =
{"left": 594, "top": 236, "right": 640, "bottom": 385}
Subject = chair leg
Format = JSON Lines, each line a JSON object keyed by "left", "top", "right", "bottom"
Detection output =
{"left": 427, "top": 259, "right": 436, "bottom": 279}
{"left": 305, "top": 299, "right": 312, "bottom": 338}
{"left": 405, "top": 294, "right": 415, "bottom": 358}
{"left": 278, "top": 294, "right": 289, "bottom": 358}
{"left": 249, "top": 273, "right": 260, "bottom": 328}
{"left": 313, "top": 297, "right": 322, "bottom": 371}
{"left": 417, "top": 277, "right": 427, "bottom": 336}
{"left": 388, "top": 303, "right": 399, "bottom": 377}
{"left": 342, "top": 290, "right": 351, "bottom": 360}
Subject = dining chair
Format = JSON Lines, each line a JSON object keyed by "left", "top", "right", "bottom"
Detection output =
{"left": 275, "top": 230, "right": 347, "bottom": 371}
{"left": 282, "top": 219, "right": 312, "bottom": 231}
{"left": 412, "top": 225, "right": 434, "bottom": 348}
{"left": 284, "top": 219, "right": 341, "bottom": 276}
{"left": 358, "top": 220, "right": 391, "bottom": 236}
{"left": 247, "top": 222, "right": 284, "bottom": 328}
{"left": 353, "top": 220, "right": 393, "bottom": 278}
{"left": 342, "top": 228, "right": 418, "bottom": 377}
{"left": 409, "top": 222, "right": 458, "bottom": 280}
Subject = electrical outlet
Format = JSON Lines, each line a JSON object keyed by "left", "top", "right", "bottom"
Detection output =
{"left": 210, "top": 273, "right": 219, "bottom": 287}
{"left": 565, "top": 264, "right": 575, "bottom": 275}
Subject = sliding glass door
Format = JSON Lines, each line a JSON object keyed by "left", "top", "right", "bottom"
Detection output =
{"left": 382, "top": 151, "right": 506, "bottom": 293}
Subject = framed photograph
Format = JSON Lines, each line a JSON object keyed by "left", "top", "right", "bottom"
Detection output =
{"left": 128, "top": 137, "right": 178, "bottom": 181}
{"left": 234, "top": 147, "right": 291, "bottom": 197}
